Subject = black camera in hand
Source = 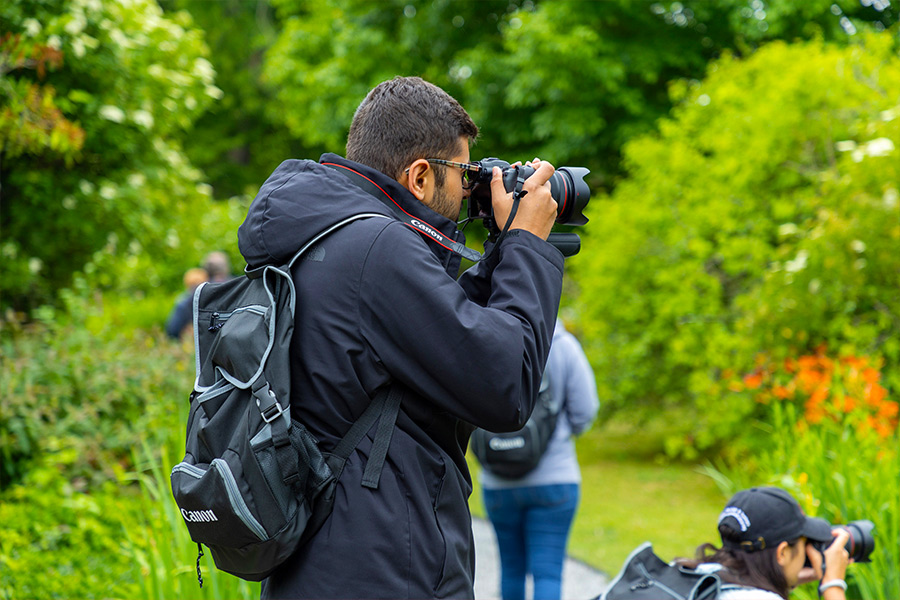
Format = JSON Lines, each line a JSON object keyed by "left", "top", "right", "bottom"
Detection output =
{"left": 465, "top": 158, "right": 591, "bottom": 257}
{"left": 466, "top": 158, "right": 590, "bottom": 225}
{"left": 811, "top": 519, "right": 876, "bottom": 563}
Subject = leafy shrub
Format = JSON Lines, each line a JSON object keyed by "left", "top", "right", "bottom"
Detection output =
{"left": 0, "top": 293, "right": 189, "bottom": 490}
{"left": 0, "top": 0, "right": 249, "bottom": 311}
{"left": 570, "top": 34, "right": 900, "bottom": 457}
{"left": 0, "top": 289, "right": 262, "bottom": 598}
{"left": 709, "top": 350, "right": 898, "bottom": 600}
{"left": 0, "top": 469, "right": 142, "bottom": 599}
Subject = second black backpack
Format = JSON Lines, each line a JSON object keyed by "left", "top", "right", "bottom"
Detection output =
{"left": 170, "top": 213, "right": 401, "bottom": 583}
{"left": 469, "top": 371, "right": 558, "bottom": 478}
{"left": 599, "top": 542, "right": 724, "bottom": 600}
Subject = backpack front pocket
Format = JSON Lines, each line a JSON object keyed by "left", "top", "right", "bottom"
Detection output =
{"left": 171, "top": 459, "right": 268, "bottom": 547}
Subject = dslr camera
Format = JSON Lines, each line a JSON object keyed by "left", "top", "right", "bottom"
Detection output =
{"left": 465, "top": 158, "right": 590, "bottom": 257}
{"left": 810, "top": 519, "right": 876, "bottom": 564}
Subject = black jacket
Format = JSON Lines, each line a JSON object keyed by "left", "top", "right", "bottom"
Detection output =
{"left": 238, "top": 154, "right": 564, "bottom": 599}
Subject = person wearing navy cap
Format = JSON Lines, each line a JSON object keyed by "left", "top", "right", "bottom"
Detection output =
{"left": 678, "top": 487, "right": 851, "bottom": 599}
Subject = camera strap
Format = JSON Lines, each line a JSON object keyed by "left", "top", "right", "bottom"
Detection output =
{"left": 323, "top": 162, "right": 484, "bottom": 263}
{"left": 490, "top": 166, "right": 527, "bottom": 252}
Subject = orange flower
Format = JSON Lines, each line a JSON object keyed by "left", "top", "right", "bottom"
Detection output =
{"left": 805, "top": 404, "right": 825, "bottom": 424}
{"left": 865, "top": 383, "right": 888, "bottom": 406}
{"left": 862, "top": 368, "right": 881, "bottom": 384}
{"left": 744, "top": 372, "right": 763, "bottom": 389}
{"left": 877, "top": 401, "right": 899, "bottom": 419}
{"left": 797, "top": 368, "right": 823, "bottom": 393}
{"left": 798, "top": 355, "right": 819, "bottom": 370}
{"left": 842, "top": 396, "right": 858, "bottom": 413}
{"left": 875, "top": 420, "right": 894, "bottom": 439}
{"left": 808, "top": 386, "right": 829, "bottom": 406}
{"left": 773, "top": 385, "right": 792, "bottom": 399}
{"left": 841, "top": 356, "right": 866, "bottom": 369}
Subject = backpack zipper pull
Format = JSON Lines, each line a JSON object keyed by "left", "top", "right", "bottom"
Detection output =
{"left": 208, "top": 312, "right": 223, "bottom": 332}
{"left": 196, "top": 542, "right": 204, "bottom": 588}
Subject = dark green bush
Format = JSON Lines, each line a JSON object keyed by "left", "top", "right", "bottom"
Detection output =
{"left": 0, "top": 295, "right": 190, "bottom": 490}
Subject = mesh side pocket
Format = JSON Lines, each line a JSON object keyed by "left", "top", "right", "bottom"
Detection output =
{"left": 254, "top": 444, "right": 294, "bottom": 517}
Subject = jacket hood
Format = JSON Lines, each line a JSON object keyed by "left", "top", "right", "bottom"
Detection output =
{"left": 238, "top": 154, "right": 465, "bottom": 269}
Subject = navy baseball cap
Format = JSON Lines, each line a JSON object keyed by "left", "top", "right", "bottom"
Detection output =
{"left": 718, "top": 487, "right": 833, "bottom": 552}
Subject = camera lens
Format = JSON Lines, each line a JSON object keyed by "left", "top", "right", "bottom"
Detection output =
{"left": 553, "top": 167, "right": 590, "bottom": 226}
{"left": 841, "top": 520, "right": 875, "bottom": 563}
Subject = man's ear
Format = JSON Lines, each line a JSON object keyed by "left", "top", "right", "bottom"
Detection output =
{"left": 404, "top": 159, "right": 431, "bottom": 201}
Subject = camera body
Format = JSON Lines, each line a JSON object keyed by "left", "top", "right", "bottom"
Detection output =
{"left": 466, "top": 158, "right": 590, "bottom": 226}
{"left": 810, "top": 519, "right": 876, "bottom": 563}
{"left": 465, "top": 158, "right": 591, "bottom": 257}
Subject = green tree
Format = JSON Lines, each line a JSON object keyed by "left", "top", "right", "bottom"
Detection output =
{"left": 570, "top": 34, "right": 900, "bottom": 457}
{"left": 160, "top": 0, "right": 307, "bottom": 199}
{"left": 262, "top": 0, "right": 511, "bottom": 152}
{"left": 260, "top": 0, "right": 894, "bottom": 187}
{"left": 0, "top": 0, "right": 235, "bottom": 312}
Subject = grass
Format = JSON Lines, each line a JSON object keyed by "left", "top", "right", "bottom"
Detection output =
{"left": 468, "top": 415, "right": 727, "bottom": 577}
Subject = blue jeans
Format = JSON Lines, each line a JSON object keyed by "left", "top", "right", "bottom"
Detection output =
{"left": 483, "top": 484, "right": 580, "bottom": 600}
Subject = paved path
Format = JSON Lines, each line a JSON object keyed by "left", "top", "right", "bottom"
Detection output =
{"left": 473, "top": 517, "right": 609, "bottom": 600}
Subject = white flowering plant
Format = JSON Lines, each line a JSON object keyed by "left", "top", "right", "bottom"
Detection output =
{"left": 1, "top": 0, "right": 232, "bottom": 311}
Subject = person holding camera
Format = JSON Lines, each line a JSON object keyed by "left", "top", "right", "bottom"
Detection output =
{"left": 237, "top": 76, "right": 564, "bottom": 599}
{"left": 678, "top": 487, "right": 852, "bottom": 599}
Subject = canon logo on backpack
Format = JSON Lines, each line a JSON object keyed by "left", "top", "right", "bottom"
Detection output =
{"left": 489, "top": 436, "right": 526, "bottom": 451}
{"left": 181, "top": 508, "right": 219, "bottom": 523}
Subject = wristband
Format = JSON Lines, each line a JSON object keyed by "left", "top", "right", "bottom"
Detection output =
{"left": 819, "top": 579, "right": 848, "bottom": 594}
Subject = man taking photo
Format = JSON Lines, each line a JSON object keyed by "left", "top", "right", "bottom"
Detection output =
{"left": 238, "top": 76, "right": 564, "bottom": 599}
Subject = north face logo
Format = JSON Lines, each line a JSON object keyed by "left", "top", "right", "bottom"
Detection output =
{"left": 302, "top": 245, "right": 326, "bottom": 262}
{"left": 181, "top": 508, "right": 219, "bottom": 523}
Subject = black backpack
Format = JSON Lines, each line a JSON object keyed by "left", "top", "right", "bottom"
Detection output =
{"left": 469, "top": 371, "right": 558, "bottom": 478}
{"left": 599, "top": 542, "right": 751, "bottom": 600}
{"left": 170, "top": 213, "right": 402, "bottom": 584}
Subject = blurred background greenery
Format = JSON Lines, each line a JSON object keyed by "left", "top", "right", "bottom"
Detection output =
{"left": 1, "top": 1, "right": 897, "bottom": 598}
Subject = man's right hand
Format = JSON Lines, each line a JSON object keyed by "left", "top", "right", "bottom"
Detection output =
{"left": 489, "top": 159, "right": 558, "bottom": 241}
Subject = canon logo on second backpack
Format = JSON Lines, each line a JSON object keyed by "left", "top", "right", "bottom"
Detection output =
{"left": 489, "top": 437, "right": 525, "bottom": 451}
{"left": 181, "top": 508, "right": 219, "bottom": 523}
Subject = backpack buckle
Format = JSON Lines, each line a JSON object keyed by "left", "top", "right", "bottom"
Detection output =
{"left": 253, "top": 384, "right": 286, "bottom": 423}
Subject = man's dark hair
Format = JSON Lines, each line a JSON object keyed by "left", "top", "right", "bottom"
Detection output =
{"left": 677, "top": 524, "right": 796, "bottom": 599}
{"left": 346, "top": 76, "right": 478, "bottom": 181}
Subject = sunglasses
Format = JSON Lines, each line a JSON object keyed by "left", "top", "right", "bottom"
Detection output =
{"left": 406, "top": 158, "right": 483, "bottom": 190}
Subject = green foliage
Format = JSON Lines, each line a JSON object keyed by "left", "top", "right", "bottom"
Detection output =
{"left": 0, "top": 0, "right": 237, "bottom": 311}
{"left": 126, "top": 444, "right": 261, "bottom": 599}
{"left": 263, "top": 0, "right": 509, "bottom": 151}
{"left": 0, "top": 303, "right": 258, "bottom": 598}
{"left": 0, "top": 472, "right": 143, "bottom": 599}
{"left": 571, "top": 35, "right": 900, "bottom": 457}
{"left": 0, "top": 33, "right": 85, "bottom": 162}
{"left": 0, "top": 293, "right": 189, "bottom": 489}
{"left": 160, "top": 0, "right": 306, "bottom": 199}
{"left": 260, "top": 0, "right": 894, "bottom": 189}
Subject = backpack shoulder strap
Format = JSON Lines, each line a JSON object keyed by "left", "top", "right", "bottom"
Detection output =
{"left": 326, "top": 384, "right": 403, "bottom": 489}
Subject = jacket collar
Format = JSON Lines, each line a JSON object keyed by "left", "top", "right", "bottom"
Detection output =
{"left": 319, "top": 153, "right": 469, "bottom": 272}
